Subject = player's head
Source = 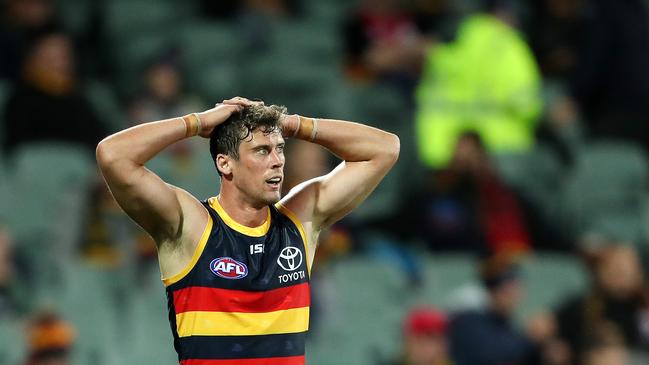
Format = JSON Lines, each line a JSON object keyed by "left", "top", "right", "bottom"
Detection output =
{"left": 210, "top": 103, "right": 287, "bottom": 206}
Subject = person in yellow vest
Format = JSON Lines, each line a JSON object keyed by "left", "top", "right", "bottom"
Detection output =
{"left": 415, "top": 1, "right": 542, "bottom": 168}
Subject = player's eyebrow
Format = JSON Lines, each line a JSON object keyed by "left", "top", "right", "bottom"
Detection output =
{"left": 251, "top": 142, "right": 284, "bottom": 151}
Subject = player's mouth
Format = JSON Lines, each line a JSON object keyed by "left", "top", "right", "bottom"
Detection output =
{"left": 265, "top": 176, "right": 282, "bottom": 190}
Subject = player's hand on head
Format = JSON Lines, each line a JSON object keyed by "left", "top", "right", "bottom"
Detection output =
{"left": 280, "top": 114, "right": 300, "bottom": 138}
{"left": 222, "top": 96, "right": 264, "bottom": 108}
{"left": 196, "top": 103, "right": 243, "bottom": 138}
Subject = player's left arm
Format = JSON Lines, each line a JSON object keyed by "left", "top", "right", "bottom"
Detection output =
{"left": 279, "top": 115, "right": 400, "bottom": 231}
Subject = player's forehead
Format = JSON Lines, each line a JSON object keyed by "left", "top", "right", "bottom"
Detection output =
{"left": 242, "top": 128, "right": 284, "bottom": 148}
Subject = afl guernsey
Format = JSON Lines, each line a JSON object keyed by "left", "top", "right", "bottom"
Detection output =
{"left": 163, "top": 197, "right": 311, "bottom": 365}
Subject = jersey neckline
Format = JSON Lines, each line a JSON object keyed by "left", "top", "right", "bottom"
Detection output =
{"left": 208, "top": 196, "right": 272, "bottom": 237}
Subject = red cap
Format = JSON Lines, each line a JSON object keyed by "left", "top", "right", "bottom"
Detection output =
{"left": 404, "top": 307, "right": 448, "bottom": 336}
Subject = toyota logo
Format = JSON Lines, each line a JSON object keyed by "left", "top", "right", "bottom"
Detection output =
{"left": 277, "top": 246, "right": 303, "bottom": 271}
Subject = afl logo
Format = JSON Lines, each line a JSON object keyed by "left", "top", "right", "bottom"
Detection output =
{"left": 277, "top": 246, "right": 303, "bottom": 272}
{"left": 210, "top": 257, "right": 248, "bottom": 279}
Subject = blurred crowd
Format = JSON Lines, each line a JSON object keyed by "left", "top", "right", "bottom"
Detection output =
{"left": 1, "top": 0, "right": 649, "bottom": 364}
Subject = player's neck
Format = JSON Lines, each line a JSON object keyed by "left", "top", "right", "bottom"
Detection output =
{"left": 216, "top": 191, "right": 269, "bottom": 228}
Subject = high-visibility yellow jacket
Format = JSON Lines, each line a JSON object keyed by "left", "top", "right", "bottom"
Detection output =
{"left": 415, "top": 14, "right": 542, "bottom": 168}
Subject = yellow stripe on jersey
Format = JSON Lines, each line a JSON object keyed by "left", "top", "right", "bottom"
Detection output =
{"left": 175, "top": 307, "right": 310, "bottom": 337}
{"left": 162, "top": 214, "right": 214, "bottom": 287}
{"left": 209, "top": 196, "right": 271, "bottom": 237}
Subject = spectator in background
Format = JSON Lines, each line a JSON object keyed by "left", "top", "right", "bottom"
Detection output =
{"left": 526, "top": 0, "right": 591, "bottom": 80}
{"left": 381, "top": 132, "right": 532, "bottom": 254}
{"left": 23, "top": 311, "right": 75, "bottom": 365}
{"left": 554, "top": 245, "right": 649, "bottom": 362}
{"left": 568, "top": 0, "right": 649, "bottom": 152}
{"left": 449, "top": 253, "right": 537, "bottom": 365}
{"left": 128, "top": 49, "right": 206, "bottom": 196}
{"left": 580, "top": 321, "right": 629, "bottom": 365}
{"left": 414, "top": 0, "right": 541, "bottom": 168}
{"left": 387, "top": 307, "right": 452, "bottom": 365}
{"left": 2, "top": 30, "right": 106, "bottom": 156}
{"left": 342, "top": 0, "right": 432, "bottom": 91}
{"left": 128, "top": 50, "right": 202, "bottom": 125}
{"left": 0, "top": 0, "right": 58, "bottom": 79}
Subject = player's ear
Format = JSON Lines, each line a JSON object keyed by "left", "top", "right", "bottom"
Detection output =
{"left": 216, "top": 154, "right": 232, "bottom": 175}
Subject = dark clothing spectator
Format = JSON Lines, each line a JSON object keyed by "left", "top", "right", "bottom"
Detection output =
{"left": 449, "top": 310, "right": 536, "bottom": 365}
{"left": 553, "top": 246, "right": 649, "bottom": 363}
{"left": 373, "top": 133, "right": 532, "bottom": 254}
{"left": 2, "top": 31, "right": 106, "bottom": 156}
{"left": 3, "top": 80, "right": 105, "bottom": 155}
{"left": 570, "top": 0, "right": 649, "bottom": 150}
{"left": 526, "top": 0, "right": 591, "bottom": 79}
{"left": 0, "top": 0, "right": 60, "bottom": 79}
{"left": 556, "top": 294, "right": 647, "bottom": 353}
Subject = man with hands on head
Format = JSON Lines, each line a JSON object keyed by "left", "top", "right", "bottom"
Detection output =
{"left": 96, "top": 96, "right": 400, "bottom": 365}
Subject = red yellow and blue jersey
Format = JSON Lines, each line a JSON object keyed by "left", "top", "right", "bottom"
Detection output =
{"left": 163, "top": 197, "right": 311, "bottom": 365}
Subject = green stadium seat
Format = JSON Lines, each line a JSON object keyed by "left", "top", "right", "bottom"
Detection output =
{"left": 5, "top": 143, "right": 95, "bottom": 298}
{"left": 104, "top": 0, "right": 193, "bottom": 40}
{"left": 560, "top": 140, "right": 649, "bottom": 243}
{"left": 178, "top": 22, "right": 246, "bottom": 101}
{"left": 127, "top": 279, "right": 178, "bottom": 364}
{"left": 6, "top": 143, "right": 93, "bottom": 239}
{"left": 302, "top": 0, "right": 357, "bottom": 24}
{"left": 146, "top": 138, "right": 220, "bottom": 199}
{"left": 179, "top": 23, "right": 243, "bottom": 68}
{"left": 110, "top": 31, "right": 179, "bottom": 95}
{"left": 0, "top": 317, "right": 24, "bottom": 365}
{"left": 493, "top": 145, "right": 564, "bottom": 221}
{"left": 84, "top": 80, "right": 129, "bottom": 133}
{"left": 517, "top": 253, "right": 588, "bottom": 319}
{"left": 269, "top": 21, "right": 341, "bottom": 65}
{"left": 58, "top": 262, "right": 125, "bottom": 365}
{"left": 54, "top": 0, "right": 94, "bottom": 37}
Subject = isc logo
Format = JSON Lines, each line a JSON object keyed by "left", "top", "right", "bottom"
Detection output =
{"left": 210, "top": 257, "right": 248, "bottom": 280}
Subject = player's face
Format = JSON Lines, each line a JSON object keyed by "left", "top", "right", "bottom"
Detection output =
{"left": 231, "top": 129, "right": 285, "bottom": 206}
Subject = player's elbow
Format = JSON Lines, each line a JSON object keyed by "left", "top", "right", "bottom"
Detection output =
{"left": 382, "top": 133, "right": 400, "bottom": 165}
{"left": 95, "top": 138, "right": 118, "bottom": 170}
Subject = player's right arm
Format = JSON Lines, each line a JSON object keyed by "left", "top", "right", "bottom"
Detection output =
{"left": 95, "top": 103, "right": 242, "bottom": 246}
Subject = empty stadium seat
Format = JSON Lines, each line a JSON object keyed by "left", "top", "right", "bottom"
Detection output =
{"left": 560, "top": 140, "right": 649, "bottom": 243}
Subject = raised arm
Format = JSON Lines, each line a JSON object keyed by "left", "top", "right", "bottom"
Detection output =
{"left": 96, "top": 103, "right": 241, "bottom": 244}
{"left": 278, "top": 114, "right": 400, "bottom": 229}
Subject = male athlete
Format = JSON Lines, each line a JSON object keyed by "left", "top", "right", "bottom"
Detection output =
{"left": 96, "top": 96, "right": 400, "bottom": 364}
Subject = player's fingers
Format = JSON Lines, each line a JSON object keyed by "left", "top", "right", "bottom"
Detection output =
{"left": 222, "top": 99, "right": 248, "bottom": 107}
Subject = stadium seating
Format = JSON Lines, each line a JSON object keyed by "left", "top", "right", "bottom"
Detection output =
{"left": 85, "top": 80, "right": 129, "bottom": 133}
{"left": 5, "top": 143, "right": 95, "bottom": 300}
{"left": 560, "top": 140, "right": 649, "bottom": 243}
{"left": 307, "top": 252, "right": 589, "bottom": 364}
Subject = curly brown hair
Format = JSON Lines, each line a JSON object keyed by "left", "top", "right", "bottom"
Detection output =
{"left": 209, "top": 103, "right": 286, "bottom": 174}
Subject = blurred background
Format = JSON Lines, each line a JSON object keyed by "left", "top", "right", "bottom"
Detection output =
{"left": 1, "top": 0, "right": 649, "bottom": 364}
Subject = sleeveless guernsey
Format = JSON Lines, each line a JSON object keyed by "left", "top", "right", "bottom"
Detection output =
{"left": 163, "top": 197, "right": 311, "bottom": 365}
